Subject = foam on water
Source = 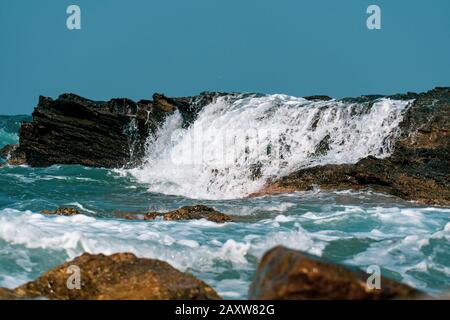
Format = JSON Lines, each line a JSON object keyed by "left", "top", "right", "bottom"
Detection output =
{"left": 0, "top": 200, "right": 448, "bottom": 298}
{"left": 128, "top": 95, "right": 411, "bottom": 199}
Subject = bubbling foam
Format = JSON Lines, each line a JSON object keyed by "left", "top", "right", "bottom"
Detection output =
{"left": 128, "top": 94, "right": 411, "bottom": 199}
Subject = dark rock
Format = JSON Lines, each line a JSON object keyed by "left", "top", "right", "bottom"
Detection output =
{"left": 258, "top": 87, "right": 450, "bottom": 206}
{"left": 2, "top": 92, "right": 226, "bottom": 168}
{"left": 303, "top": 95, "right": 332, "bottom": 101}
{"left": 41, "top": 207, "right": 80, "bottom": 216}
{"left": 125, "top": 205, "right": 232, "bottom": 223}
{"left": 0, "top": 252, "right": 221, "bottom": 300}
{"left": 248, "top": 246, "right": 424, "bottom": 300}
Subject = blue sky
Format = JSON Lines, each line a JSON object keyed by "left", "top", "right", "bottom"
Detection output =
{"left": 0, "top": 0, "right": 449, "bottom": 114}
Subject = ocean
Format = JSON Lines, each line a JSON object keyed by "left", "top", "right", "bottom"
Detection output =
{"left": 0, "top": 95, "right": 449, "bottom": 299}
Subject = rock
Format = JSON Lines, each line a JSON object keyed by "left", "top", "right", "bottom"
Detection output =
{"left": 1, "top": 92, "right": 226, "bottom": 168}
{"left": 258, "top": 87, "right": 450, "bottom": 206}
{"left": 1, "top": 252, "right": 221, "bottom": 300}
{"left": 126, "top": 205, "right": 232, "bottom": 223}
{"left": 248, "top": 246, "right": 424, "bottom": 300}
{"left": 0, "top": 288, "right": 16, "bottom": 300}
{"left": 303, "top": 95, "right": 333, "bottom": 101}
{"left": 41, "top": 207, "right": 80, "bottom": 216}
{"left": 0, "top": 144, "right": 26, "bottom": 165}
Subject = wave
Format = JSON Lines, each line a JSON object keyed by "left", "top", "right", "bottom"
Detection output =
{"left": 1, "top": 204, "right": 448, "bottom": 297}
{"left": 128, "top": 94, "right": 412, "bottom": 199}
{"left": 0, "top": 115, "right": 30, "bottom": 148}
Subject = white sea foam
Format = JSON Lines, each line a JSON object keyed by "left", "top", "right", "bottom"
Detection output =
{"left": 0, "top": 203, "right": 448, "bottom": 297}
{"left": 0, "top": 209, "right": 324, "bottom": 273}
{"left": 127, "top": 95, "right": 411, "bottom": 199}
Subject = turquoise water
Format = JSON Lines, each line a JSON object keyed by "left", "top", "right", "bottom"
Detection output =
{"left": 0, "top": 115, "right": 449, "bottom": 298}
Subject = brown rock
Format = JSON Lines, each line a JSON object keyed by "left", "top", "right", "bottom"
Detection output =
{"left": 248, "top": 246, "right": 423, "bottom": 300}
{"left": 0, "top": 144, "right": 26, "bottom": 165}
{"left": 3, "top": 252, "right": 221, "bottom": 300}
{"left": 41, "top": 207, "right": 80, "bottom": 216}
{"left": 0, "top": 288, "right": 16, "bottom": 300}
{"left": 124, "top": 205, "right": 232, "bottom": 223}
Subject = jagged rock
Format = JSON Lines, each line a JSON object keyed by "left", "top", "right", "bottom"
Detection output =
{"left": 0, "top": 144, "right": 26, "bottom": 165}
{"left": 0, "top": 252, "right": 221, "bottom": 300}
{"left": 1, "top": 92, "right": 225, "bottom": 168}
{"left": 303, "top": 95, "right": 332, "bottom": 101}
{"left": 257, "top": 87, "right": 450, "bottom": 206}
{"left": 248, "top": 246, "right": 424, "bottom": 300}
{"left": 125, "top": 205, "right": 232, "bottom": 223}
{"left": 41, "top": 207, "right": 80, "bottom": 216}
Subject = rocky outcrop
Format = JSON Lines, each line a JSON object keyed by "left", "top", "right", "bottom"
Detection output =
{"left": 248, "top": 246, "right": 424, "bottom": 300}
{"left": 1, "top": 92, "right": 225, "bottom": 168}
{"left": 0, "top": 252, "right": 221, "bottom": 300}
{"left": 41, "top": 207, "right": 80, "bottom": 216}
{"left": 2, "top": 88, "right": 448, "bottom": 205}
{"left": 125, "top": 205, "right": 232, "bottom": 223}
{"left": 257, "top": 87, "right": 450, "bottom": 206}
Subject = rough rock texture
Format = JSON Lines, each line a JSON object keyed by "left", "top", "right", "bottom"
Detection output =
{"left": 248, "top": 246, "right": 424, "bottom": 300}
{"left": 2, "top": 92, "right": 225, "bottom": 168}
{"left": 2, "top": 88, "right": 448, "bottom": 204}
{"left": 0, "top": 144, "right": 26, "bottom": 165}
{"left": 0, "top": 252, "right": 221, "bottom": 300}
{"left": 125, "top": 205, "right": 232, "bottom": 223}
{"left": 41, "top": 207, "right": 80, "bottom": 216}
{"left": 258, "top": 87, "right": 450, "bottom": 206}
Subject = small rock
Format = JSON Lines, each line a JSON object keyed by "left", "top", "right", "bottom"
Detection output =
{"left": 248, "top": 246, "right": 424, "bottom": 300}
{"left": 41, "top": 207, "right": 80, "bottom": 216}
{"left": 145, "top": 205, "right": 232, "bottom": 223}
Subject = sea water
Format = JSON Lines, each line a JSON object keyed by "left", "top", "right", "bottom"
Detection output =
{"left": 0, "top": 95, "right": 448, "bottom": 299}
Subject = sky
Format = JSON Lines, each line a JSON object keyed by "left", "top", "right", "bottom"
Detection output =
{"left": 0, "top": 0, "right": 449, "bottom": 115}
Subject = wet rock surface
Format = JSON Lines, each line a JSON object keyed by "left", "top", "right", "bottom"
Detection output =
{"left": 125, "top": 205, "right": 232, "bottom": 223}
{"left": 1, "top": 88, "right": 448, "bottom": 205}
{"left": 260, "top": 87, "right": 450, "bottom": 206}
{"left": 0, "top": 252, "right": 221, "bottom": 300}
{"left": 41, "top": 207, "right": 81, "bottom": 216}
{"left": 248, "top": 246, "right": 424, "bottom": 300}
{"left": 2, "top": 92, "right": 225, "bottom": 168}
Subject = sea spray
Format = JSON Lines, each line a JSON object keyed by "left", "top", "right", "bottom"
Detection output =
{"left": 128, "top": 94, "right": 412, "bottom": 199}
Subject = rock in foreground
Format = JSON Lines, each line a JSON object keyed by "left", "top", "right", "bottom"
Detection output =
{"left": 248, "top": 246, "right": 423, "bottom": 300}
{"left": 1, "top": 252, "right": 221, "bottom": 300}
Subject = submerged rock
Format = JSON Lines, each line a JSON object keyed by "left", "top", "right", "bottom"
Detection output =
{"left": 0, "top": 252, "right": 221, "bottom": 300}
{"left": 248, "top": 246, "right": 424, "bottom": 300}
{"left": 41, "top": 207, "right": 80, "bottom": 216}
{"left": 126, "top": 205, "right": 232, "bottom": 223}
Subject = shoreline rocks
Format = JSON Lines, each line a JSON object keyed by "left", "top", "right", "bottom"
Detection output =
{"left": 1, "top": 87, "right": 449, "bottom": 205}
{"left": 248, "top": 246, "right": 424, "bottom": 300}
{"left": 0, "top": 252, "right": 221, "bottom": 300}
{"left": 255, "top": 87, "right": 450, "bottom": 206}
{"left": 1, "top": 92, "right": 225, "bottom": 168}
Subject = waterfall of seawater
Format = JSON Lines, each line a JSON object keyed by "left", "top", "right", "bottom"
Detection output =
{"left": 128, "top": 95, "right": 411, "bottom": 199}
